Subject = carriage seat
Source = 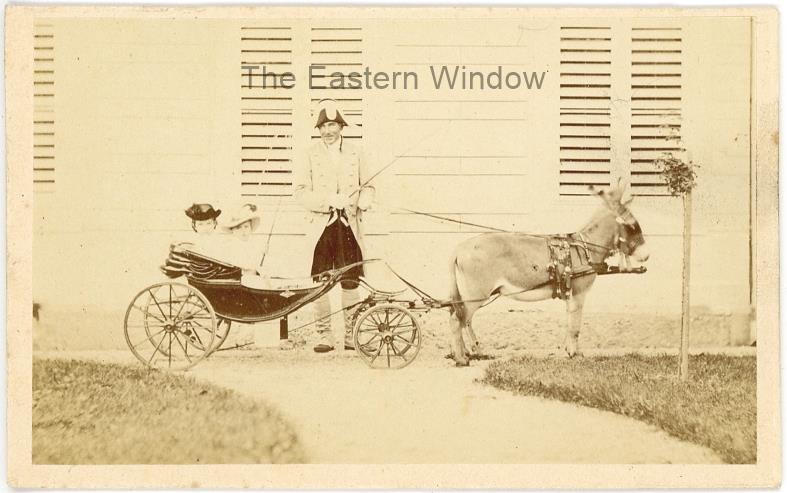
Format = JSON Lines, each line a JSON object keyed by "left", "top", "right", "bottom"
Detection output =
{"left": 161, "top": 242, "right": 242, "bottom": 281}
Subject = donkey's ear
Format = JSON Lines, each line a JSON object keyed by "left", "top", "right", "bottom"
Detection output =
{"left": 621, "top": 189, "right": 634, "bottom": 206}
{"left": 588, "top": 184, "right": 604, "bottom": 196}
{"left": 619, "top": 178, "right": 633, "bottom": 205}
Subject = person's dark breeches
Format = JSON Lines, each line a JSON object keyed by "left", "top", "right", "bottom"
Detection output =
{"left": 310, "top": 210, "right": 364, "bottom": 288}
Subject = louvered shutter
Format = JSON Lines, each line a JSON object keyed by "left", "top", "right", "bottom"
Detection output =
{"left": 34, "top": 22, "right": 55, "bottom": 193}
{"left": 629, "top": 26, "right": 684, "bottom": 196}
{"left": 240, "top": 26, "right": 295, "bottom": 198}
{"left": 559, "top": 26, "right": 612, "bottom": 196}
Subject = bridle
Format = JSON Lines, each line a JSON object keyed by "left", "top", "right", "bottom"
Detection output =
{"left": 613, "top": 207, "right": 645, "bottom": 255}
{"left": 576, "top": 205, "right": 643, "bottom": 260}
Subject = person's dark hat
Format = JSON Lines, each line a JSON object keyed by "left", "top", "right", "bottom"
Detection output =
{"left": 185, "top": 203, "right": 221, "bottom": 221}
{"left": 314, "top": 99, "right": 349, "bottom": 128}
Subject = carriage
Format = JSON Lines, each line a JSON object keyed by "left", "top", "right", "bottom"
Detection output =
{"left": 123, "top": 243, "right": 431, "bottom": 371}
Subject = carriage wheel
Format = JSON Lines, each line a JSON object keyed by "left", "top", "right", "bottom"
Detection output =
{"left": 124, "top": 282, "right": 216, "bottom": 371}
{"left": 353, "top": 303, "right": 422, "bottom": 369}
{"left": 208, "top": 319, "right": 233, "bottom": 354}
{"left": 143, "top": 302, "right": 171, "bottom": 357}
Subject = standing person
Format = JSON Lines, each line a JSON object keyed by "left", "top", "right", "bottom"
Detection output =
{"left": 293, "top": 99, "right": 374, "bottom": 353}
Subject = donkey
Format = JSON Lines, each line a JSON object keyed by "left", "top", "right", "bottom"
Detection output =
{"left": 447, "top": 180, "right": 649, "bottom": 366}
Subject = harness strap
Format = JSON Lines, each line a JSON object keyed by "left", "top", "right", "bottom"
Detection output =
{"left": 383, "top": 262, "right": 439, "bottom": 301}
{"left": 375, "top": 203, "right": 618, "bottom": 254}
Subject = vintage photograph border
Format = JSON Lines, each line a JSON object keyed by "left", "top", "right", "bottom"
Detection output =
{"left": 5, "top": 5, "right": 780, "bottom": 488}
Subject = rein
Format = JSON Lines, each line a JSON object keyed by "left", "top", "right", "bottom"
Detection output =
{"left": 378, "top": 203, "right": 620, "bottom": 255}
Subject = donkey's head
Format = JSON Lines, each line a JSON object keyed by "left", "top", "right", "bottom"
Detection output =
{"left": 590, "top": 178, "right": 650, "bottom": 262}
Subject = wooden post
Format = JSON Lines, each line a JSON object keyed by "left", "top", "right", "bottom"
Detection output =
{"left": 280, "top": 316, "right": 288, "bottom": 341}
{"left": 679, "top": 191, "right": 692, "bottom": 380}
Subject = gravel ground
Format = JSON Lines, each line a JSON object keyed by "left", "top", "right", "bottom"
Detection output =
{"left": 286, "top": 307, "right": 750, "bottom": 361}
{"left": 33, "top": 302, "right": 746, "bottom": 352}
{"left": 36, "top": 347, "right": 728, "bottom": 464}
{"left": 33, "top": 300, "right": 753, "bottom": 464}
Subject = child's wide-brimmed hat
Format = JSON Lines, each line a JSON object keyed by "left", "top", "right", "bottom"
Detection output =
{"left": 185, "top": 203, "right": 221, "bottom": 221}
{"left": 222, "top": 203, "right": 261, "bottom": 231}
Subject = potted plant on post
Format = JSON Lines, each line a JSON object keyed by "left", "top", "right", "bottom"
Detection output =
{"left": 654, "top": 152, "right": 699, "bottom": 380}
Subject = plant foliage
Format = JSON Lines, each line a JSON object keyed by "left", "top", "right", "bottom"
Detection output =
{"left": 654, "top": 152, "right": 699, "bottom": 196}
{"left": 483, "top": 353, "right": 756, "bottom": 463}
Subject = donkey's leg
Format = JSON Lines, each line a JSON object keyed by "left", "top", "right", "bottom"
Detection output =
{"left": 465, "top": 322, "right": 481, "bottom": 354}
{"left": 449, "top": 307, "right": 470, "bottom": 367}
{"left": 462, "top": 301, "right": 485, "bottom": 357}
{"left": 564, "top": 290, "right": 588, "bottom": 358}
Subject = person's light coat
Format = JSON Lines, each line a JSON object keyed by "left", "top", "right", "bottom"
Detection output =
{"left": 293, "top": 138, "right": 375, "bottom": 254}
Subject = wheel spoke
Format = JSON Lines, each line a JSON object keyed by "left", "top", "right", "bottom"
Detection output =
{"left": 368, "top": 311, "right": 385, "bottom": 328}
{"left": 359, "top": 318, "right": 380, "bottom": 331}
{"left": 168, "top": 333, "right": 173, "bottom": 368}
{"left": 177, "top": 299, "right": 207, "bottom": 313}
{"left": 187, "top": 319, "right": 213, "bottom": 334}
{"left": 358, "top": 332, "right": 381, "bottom": 348}
{"left": 147, "top": 333, "right": 167, "bottom": 365}
{"left": 389, "top": 341, "right": 409, "bottom": 361}
{"left": 189, "top": 324, "right": 205, "bottom": 347}
{"left": 132, "top": 328, "right": 167, "bottom": 349}
{"left": 391, "top": 342, "right": 408, "bottom": 363}
{"left": 130, "top": 304, "right": 165, "bottom": 324}
{"left": 387, "top": 311, "right": 406, "bottom": 328}
{"left": 368, "top": 340, "right": 385, "bottom": 364}
{"left": 391, "top": 324, "right": 416, "bottom": 333}
{"left": 169, "top": 285, "right": 173, "bottom": 318}
{"left": 393, "top": 334, "right": 417, "bottom": 349}
{"left": 148, "top": 289, "right": 169, "bottom": 321}
{"left": 173, "top": 292, "right": 194, "bottom": 321}
{"left": 127, "top": 323, "right": 168, "bottom": 329}
{"left": 175, "top": 301, "right": 209, "bottom": 323}
{"left": 184, "top": 326, "right": 210, "bottom": 352}
{"left": 172, "top": 332, "right": 193, "bottom": 364}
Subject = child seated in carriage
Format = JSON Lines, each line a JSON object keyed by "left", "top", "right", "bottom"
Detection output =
{"left": 173, "top": 202, "right": 268, "bottom": 280}
{"left": 185, "top": 203, "right": 221, "bottom": 234}
{"left": 220, "top": 203, "right": 267, "bottom": 277}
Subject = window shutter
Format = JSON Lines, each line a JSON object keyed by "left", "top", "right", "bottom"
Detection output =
{"left": 34, "top": 22, "right": 55, "bottom": 193}
{"left": 309, "top": 26, "right": 364, "bottom": 142}
{"left": 629, "top": 26, "right": 684, "bottom": 196}
{"left": 240, "top": 26, "right": 295, "bottom": 198}
{"left": 559, "top": 26, "right": 612, "bottom": 196}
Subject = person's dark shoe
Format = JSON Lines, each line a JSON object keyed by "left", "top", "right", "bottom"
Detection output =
{"left": 344, "top": 344, "right": 355, "bottom": 350}
{"left": 313, "top": 344, "right": 335, "bottom": 353}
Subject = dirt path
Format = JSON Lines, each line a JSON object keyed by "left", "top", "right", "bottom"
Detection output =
{"left": 39, "top": 349, "right": 722, "bottom": 464}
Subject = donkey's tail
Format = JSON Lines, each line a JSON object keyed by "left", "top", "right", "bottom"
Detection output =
{"left": 448, "top": 253, "right": 465, "bottom": 323}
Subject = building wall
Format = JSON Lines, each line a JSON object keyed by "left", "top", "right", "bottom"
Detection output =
{"left": 32, "top": 15, "right": 752, "bottom": 340}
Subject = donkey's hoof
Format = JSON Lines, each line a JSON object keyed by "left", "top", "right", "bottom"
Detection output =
{"left": 469, "top": 353, "right": 496, "bottom": 361}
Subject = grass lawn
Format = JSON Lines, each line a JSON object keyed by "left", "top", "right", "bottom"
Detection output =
{"left": 33, "top": 358, "right": 306, "bottom": 464}
{"left": 482, "top": 353, "right": 756, "bottom": 463}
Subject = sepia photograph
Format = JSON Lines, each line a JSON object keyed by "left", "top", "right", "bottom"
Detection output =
{"left": 5, "top": 4, "right": 780, "bottom": 488}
